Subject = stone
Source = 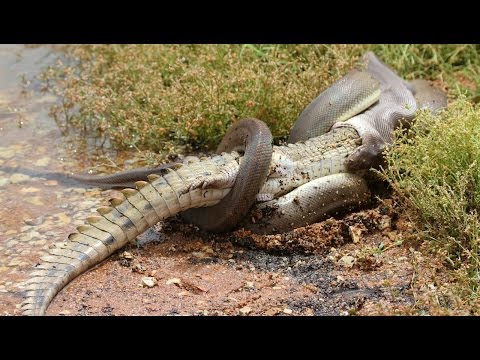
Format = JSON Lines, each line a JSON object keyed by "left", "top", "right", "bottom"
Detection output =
{"left": 141, "top": 277, "right": 158, "bottom": 288}
{"left": 166, "top": 278, "right": 181, "bottom": 286}
{"left": 34, "top": 157, "right": 50, "bottom": 167}
{"left": 20, "top": 187, "right": 41, "bottom": 194}
{"left": 9, "top": 173, "right": 31, "bottom": 184}
{"left": 0, "top": 147, "right": 15, "bottom": 159}
{"left": 339, "top": 255, "right": 355, "bottom": 268}
{"left": 24, "top": 217, "right": 44, "bottom": 226}
{"left": 239, "top": 306, "right": 252, "bottom": 315}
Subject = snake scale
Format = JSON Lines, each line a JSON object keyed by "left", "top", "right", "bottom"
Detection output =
{"left": 20, "top": 52, "right": 447, "bottom": 315}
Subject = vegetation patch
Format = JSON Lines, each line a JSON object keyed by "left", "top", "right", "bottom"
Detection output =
{"left": 43, "top": 44, "right": 479, "bottom": 161}
{"left": 380, "top": 98, "right": 480, "bottom": 306}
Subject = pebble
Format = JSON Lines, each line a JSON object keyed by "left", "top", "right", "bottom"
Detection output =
{"left": 166, "top": 278, "right": 181, "bottom": 286}
{"left": 244, "top": 281, "right": 255, "bottom": 289}
{"left": 339, "top": 255, "right": 355, "bottom": 268}
{"left": 34, "top": 157, "right": 50, "bottom": 167}
{"left": 0, "top": 147, "right": 16, "bottom": 159}
{"left": 43, "top": 180, "right": 58, "bottom": 186}
{"left": 283, "top": 308, "right": 293, "bottom": 314}
{"left": 19, "top": 187, "right": 40, "bottom": 194}
{"left": 349, "top": 225, "right": 363, "bottom": 243}
{"left": 239, "top": 306, "right": 252, "bottom": 315}
{"left": 122, "top": 251, "right": 134, "bottom": 260}
{"left": 9, "top": 173, "right": 31, "bottom": 184}
{"left": 54, "top": 213, "right": 71, "bottom": 225}
{"left": 378, "top": 216, "right": 391, "bottom": 230}
{"left": 141, "top": 277, "right": 158, "bottom": 288}
{"left": 24, "top": 217, "right": 44, "bottom": 226}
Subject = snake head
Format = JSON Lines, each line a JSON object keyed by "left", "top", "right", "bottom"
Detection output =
{"left": 346, "top": 134, "right": 386, "bottom": 171}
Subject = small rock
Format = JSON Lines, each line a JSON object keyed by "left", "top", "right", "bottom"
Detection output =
{"left": 283, "top": 308, "right": 293, "bottom": 314}
{"left": 20, "top": 187, "right": 41, "bottom": 194}
{"left": 54, "top": 213, "right": 71, "bottom": 225}
{"left": 58, "top": 310, "right": 71, "bottom": 315}
{"left": 304, "top": 308, "right": 315, "bottom": 316}
{"left": 24, "top": 217, "right": 44, "bottom": 226}
{"left": 339, "top": 255, "right": 355, "bottom": 268}
{"left": 239, "top": 306, "right": 252, "bottom": 315}
{"left": 349, "top": 225, "right": 364, "bottom": 243}
{"left": 0, "top": 147, "right": 15, "bottom": 159}
{"left": 141, "top": 277, "right": 158, "bottom": 288}
{"left": 0, "top": 178, "right": 9, "bottom": 187}
{"left": 264, "top": 308, "right": 281, "bottom": 316}
{"left": 166, "top": 278, "right": 182, "bottom": 286}
{"left": 192, "top": 251, "right": 212, "bottom": 260}
{"left": 244, "top": 281, "right": 255, "bottom": 289}
{"left": 133, "top": 263, "right": 146, "bottom": 273}
{"left": 122, "top": 251, "right": 134, "bottom": 260}
{"left": 34, "top": 157, "right": 51, "bottom": 167}
{"left": 9, "top": 173, "right": 31, "bottom": 184}
{"left": 378, "top": 216, "right": 391, "bottom": 230}
{"left": 43, "top": 180, "right": 58, "bottom": 186}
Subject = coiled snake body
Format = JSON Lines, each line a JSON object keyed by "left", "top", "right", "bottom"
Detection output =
{"left": 72, "top": 52, "right": 446, "bottom": 233}
{"left": 20, "top": 52, "right": 448, "bottom": 315}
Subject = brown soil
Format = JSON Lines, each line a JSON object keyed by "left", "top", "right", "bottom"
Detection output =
{"left": 46, "top": 200, "right": 420, "bottom": 316}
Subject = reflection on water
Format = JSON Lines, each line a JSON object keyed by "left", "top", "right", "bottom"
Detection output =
{"left": 0, "top": 45, "right": 144, "bottom": 315}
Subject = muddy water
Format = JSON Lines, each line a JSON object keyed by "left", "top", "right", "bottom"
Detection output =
{"left": 0, "top": 45, "right": 141, "bottom": 315}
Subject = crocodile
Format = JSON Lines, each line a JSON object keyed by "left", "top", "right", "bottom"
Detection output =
{"left": 20, "top": 52, "right": 447, "bottom": 315}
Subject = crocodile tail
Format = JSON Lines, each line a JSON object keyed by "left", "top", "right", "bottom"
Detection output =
{"left": 21, "top": 157, "right": 236, "bottom": 315}
{"left": 20, "top": 184, "right": 157, "bottom": 315}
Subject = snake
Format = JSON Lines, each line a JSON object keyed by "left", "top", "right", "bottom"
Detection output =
{"left": 70, "top": 52, "right": 447, "bottom": 233}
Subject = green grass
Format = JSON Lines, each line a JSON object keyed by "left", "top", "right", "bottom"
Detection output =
{"left": 380, "top": 98, "right": 480, "bottom": 298}
{"left": 43, "top": 44, "right": 480, "bottom": 160}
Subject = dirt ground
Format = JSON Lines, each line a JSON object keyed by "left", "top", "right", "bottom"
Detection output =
{"left": 41, "top": 199, "right": 427, "bottom": 316}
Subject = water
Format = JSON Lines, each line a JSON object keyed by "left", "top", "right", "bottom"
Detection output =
{"left": 0, "top": 45, "right": 141, "bottom": 315}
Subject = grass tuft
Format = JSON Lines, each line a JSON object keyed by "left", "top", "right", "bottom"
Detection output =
{"left": 43, "top": 44, "right": 480, "bottom": 161}
{"left": 380, "top": 97, "right": 480, "bottom": 295}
